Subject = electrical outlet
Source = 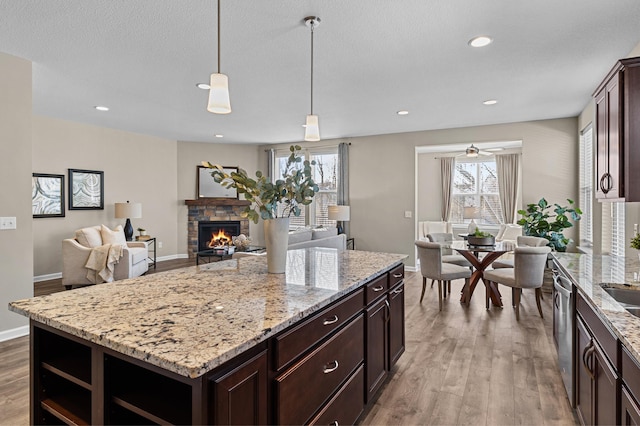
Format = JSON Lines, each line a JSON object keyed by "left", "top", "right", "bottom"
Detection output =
{"left": 404, "top": 211, "right": 412, "bottom": 218}
{"left": 635, "top": 223, "right": 638, "bottom": 234}
{"left": 0, "top": 217, "right": 16, "bottom": 230}
{"left": 158, "top": 241, "right": 163, "bottom": 249}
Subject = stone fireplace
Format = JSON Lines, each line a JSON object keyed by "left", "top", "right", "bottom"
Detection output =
{"left": 185, "top": 199, "right": 250, "bottom": 259}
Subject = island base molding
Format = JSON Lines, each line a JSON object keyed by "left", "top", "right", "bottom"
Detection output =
{"left": 30, "top": 263, "right": 405, "bottom": 425}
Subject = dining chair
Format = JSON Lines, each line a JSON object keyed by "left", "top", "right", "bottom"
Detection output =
{"left": 491, "top": 235, "right": 549, "bottom": 269}
{"left": 415, "top": 240, "right": 472, "bottom": 311}
{"left": 425, "top": 232, "right": 472, "bottom": 288}
{"left": 483, "top": 246, "right": 551, "bottom": 320}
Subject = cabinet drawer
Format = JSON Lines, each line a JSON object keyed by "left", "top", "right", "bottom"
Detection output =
{"left": 365, "top": 274, "right": 388, "bottom": 305}
{"left": 308, "top": 365, "right": 364, "bottom": 426}
{"left": 276, "top": 314, "right": 364, "bottom": 425}
{"left": 274, "top": 288, "right": 363, "bottom": 371}
{"left": 623, "top": 346, "right": 640, "bottom": 404}
{"left": 389, "top": 264, "right": 404, "bottom": 287}
{"left": 576, "top": 292, "right": 619, "bottom": 369}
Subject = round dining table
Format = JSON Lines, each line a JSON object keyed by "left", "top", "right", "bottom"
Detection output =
{"left": 450, "top": 240, "right": 515, "bottom": 307}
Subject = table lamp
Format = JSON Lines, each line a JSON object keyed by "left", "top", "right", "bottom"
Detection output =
{"left": 463, "top": 206, "right": 480, "bottom": 234}
{"left": 115, "top": 201, "right": 142, "bottom": 241}
{"left": 328, "top": 205, "right": 350, "bottom": 235}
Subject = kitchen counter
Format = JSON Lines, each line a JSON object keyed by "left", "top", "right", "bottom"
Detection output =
{"left": 554, "top": 252, "right": 640, "bottom": 364}
{"left": 9, "top": 248, "right": 406, "bottom": 379}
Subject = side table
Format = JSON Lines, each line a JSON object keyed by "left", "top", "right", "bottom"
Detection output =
{"left": 136, "top": 237, "right": 156, "bottom": 270}
{"left": 347, "top": 237, "right": 355, "bottom": 250}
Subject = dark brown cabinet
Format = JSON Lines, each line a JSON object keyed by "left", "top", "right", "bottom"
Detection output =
{"left": 365, "top": 265, "right": 405, "bottom": 402}
{"left": 575, "top": 293, "right": 619, "bottom": 425}
{"left": 593, "top": 56, "right": 640, "bottom": 201}
{"left": 621, "top": 347, "right": 640, "bottom": 425}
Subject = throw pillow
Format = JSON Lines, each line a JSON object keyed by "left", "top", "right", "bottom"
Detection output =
{"left": 75, "top": 226, "right": 103, "bottom": 248}
{"left": 101, "top": 224, "right": 127, "bottom": 246}
{"left": 312, "top": 227, "right": 338, "bottom": 240}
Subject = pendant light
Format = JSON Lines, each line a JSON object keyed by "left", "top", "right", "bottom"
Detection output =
{"left": 207, "top": 0, "right": 231, "bottom": 114}
{"left": 304, "top": 16, "right": 321, "bottom": 141}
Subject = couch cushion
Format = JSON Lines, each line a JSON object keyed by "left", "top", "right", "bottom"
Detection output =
{"left": 101, "top": 224, "right": 127, "bottom": 246}
{"left": 312, "top": 227, "right": 338, "bottom": 240}
{"left": 75, "top": 226, "right": 103, "bottom": 248}
{"left": 288, "top": 228, "right": 313, "bottom": 245}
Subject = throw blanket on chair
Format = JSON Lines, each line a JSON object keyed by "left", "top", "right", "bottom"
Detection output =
{"left": 85, "top": 244, "right": 124, "bottom": 284}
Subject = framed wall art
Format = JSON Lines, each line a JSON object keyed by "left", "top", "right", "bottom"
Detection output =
{"left": 69, "top": 169, "right": 104, "bottom": 210}
{"left": 197, "top": 165, "right": 238, "bottom": 199}
{"left": 32, "top": 173, "right": 65, "bottom": 218}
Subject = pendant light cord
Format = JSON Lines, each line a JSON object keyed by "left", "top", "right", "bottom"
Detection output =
{"left": 217, "top": 0, "right": 221, "bottom": 73}
{"left": 310, "top": 21, "right": 314, "bottom": 115}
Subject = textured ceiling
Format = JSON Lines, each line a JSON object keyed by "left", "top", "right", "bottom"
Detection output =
{"left": 1, "top": 0, "right": 640, "bottom": 144}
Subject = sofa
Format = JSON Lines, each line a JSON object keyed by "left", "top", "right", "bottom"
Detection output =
{"left": 62, "top": 225, "right": 149, "bottom": 289}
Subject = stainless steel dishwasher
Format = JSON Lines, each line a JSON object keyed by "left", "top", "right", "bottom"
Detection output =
{"left": 553, "top": 271, "right": 574, "bottom": 407}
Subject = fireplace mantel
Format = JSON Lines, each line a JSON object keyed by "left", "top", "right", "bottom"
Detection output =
{"left": 185, "top": 199, "right": 251, "bottom": 207}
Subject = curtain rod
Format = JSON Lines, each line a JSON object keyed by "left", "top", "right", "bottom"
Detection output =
{"left": 264, "top": 142, "right": 350, "bottom": 152}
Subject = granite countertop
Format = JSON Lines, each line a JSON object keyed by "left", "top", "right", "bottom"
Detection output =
{"left": 9, "top": 248, "right": 406, "bottom": 379}
{"left": 554, "top": 252, "right": 640, "bottom": 364}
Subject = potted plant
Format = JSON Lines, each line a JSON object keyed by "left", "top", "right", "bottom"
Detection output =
{"left": 468, "top": 227, "right": 495, "bottom": 246}
{"left": 137, "top": 227, "right": 147, "bottom": 236}
{"left": 630, "top": 234, "right": 640, "bottom": 260}
{"left": 517, "top": 198, "right": 582, "bottom": 252}
{"left": 202, "top": 145, "right": 319, "bottom": 273}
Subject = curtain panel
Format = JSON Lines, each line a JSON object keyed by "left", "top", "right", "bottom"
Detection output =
{"left": 440, "top": 157, "right": 455, "bottom": 222}
{"left": 495, "top": 153, "right": 520, "bottom": 223}
{"left": 338, "top": 142, "right": 350, "bottom": 236}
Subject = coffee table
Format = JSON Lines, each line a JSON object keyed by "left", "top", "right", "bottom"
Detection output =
{"left": 196, "top": 246, "right": 265, "bottom": 265}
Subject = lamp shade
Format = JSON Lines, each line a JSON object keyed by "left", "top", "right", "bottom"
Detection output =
{"left": 207, "top": 73, "right": 231, "bottom": 114}
{"left": 328, "top": 205, "right": 350, "bottom": 221}
{"left": 115, "top": 202, "right": 142, "bottom": 219}
{"left": 463, "top": 206, "right": 480, "bottom": 219}
{"left": 304, "top": 114, "right": 320, "bottom": 142}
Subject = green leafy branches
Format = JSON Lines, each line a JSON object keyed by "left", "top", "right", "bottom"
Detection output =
{"left": 631, "top": 233, "right": 640, "bottom": 250}
{"left": 516, "top": 198, "right": 582, "bottom": 252}
{"left": 202, "top": 145, "right": 319, "bottom": 224}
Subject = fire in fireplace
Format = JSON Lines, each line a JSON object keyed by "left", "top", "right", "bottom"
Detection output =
{"left": 198, "top": 221, "right": 241, "bottom": 251}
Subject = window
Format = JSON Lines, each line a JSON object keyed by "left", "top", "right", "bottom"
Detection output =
{"left": 579, "top": 125, "right": 593, "bottom": 248}
{"left": 450, "top": 158, "right": 503, "bottom": 225}
{"left": 272, "top": 147, "right": 339, "bottom": 228}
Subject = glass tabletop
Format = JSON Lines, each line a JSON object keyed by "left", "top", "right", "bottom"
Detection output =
{"left": 447, "top": 240, "right": 516, "bottom": 253}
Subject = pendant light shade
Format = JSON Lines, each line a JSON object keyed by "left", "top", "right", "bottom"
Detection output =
{"left": 304, "top": 16, "right": 321, "bottom": 141}
{"left": 207, "top": 0, "right": 231, "bottom": 114}
{"left": 207, "top": 73, "right": 231, "bottom": 114}
{"left": 304, "top": 114, "right": 320, "bottom": 141}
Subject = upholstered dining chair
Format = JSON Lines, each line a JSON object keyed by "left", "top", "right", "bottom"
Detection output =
{"left": 415, "top": 240, "right": 472, "bottom": 311}
{"left": 492, "top": 235, "right": 549, "bottom": 269}
{"left": 483, "top": 246, "right": 551, "bottom": 320}
{"left": 426, "top": 232, "right": 472, "bottom": 288}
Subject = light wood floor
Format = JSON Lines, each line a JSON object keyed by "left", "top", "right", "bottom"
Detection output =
{"left": 1, "top": 263, "right": 577, "bottom": 425}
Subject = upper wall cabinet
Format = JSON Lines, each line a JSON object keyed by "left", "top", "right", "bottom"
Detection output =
{"left": 594, "top": 56, "right": 640, "bottom": 202}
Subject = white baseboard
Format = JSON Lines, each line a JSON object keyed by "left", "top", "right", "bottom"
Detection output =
{"left": 157, "top": 253, "right": 188, "bottom": 262}
{"left": 0, "top": 325, "right": 29, "bottom": 342}
{"left": 405, "top": 265, "right": 418, "bottom": 272}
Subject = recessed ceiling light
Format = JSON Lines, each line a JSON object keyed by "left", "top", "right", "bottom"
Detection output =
{"left": 397, "top": 110, "right": 409, "bottom": 115}
{"left": 196, "top": 83, "right": 210, "bottom": 90}
{"left": 94, "top": 105, "right": 109, "bottom": 111}
{"left": 483, "top": 99, "right": 498, "bottom": 105}
{"left": 214, "top": 134, "right": 224, "bottom": 138}
{"left": 468, "top": 36, "right": 493, "bottom": 48}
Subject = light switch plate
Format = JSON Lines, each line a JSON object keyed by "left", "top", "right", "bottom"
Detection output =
{"left": 0, "top": 217, "right": 17, "bottom": 230}
{"left": 404, "top": 211, "right": 412, "bottom": 218}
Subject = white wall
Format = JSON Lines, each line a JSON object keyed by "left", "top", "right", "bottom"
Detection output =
{"left": 0, "top": 52, "right": 32, "bottom": 338}
{"left": 261, "top": 117, "right": 579, "bottom": 267}
{"left": 31, "top": 116, "right": 179, "bottom": 277}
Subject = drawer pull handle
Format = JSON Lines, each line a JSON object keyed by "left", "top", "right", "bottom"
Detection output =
{"left": 393, "top": 273, "right": 403, "bottom": 278}
{"left": 323, "top": 315, "right": 339, "bottom": 326}
{"left": 330, "top": 422, "right": 339, "bottom": 426}
{"left": 392, "top": 287, "right": 404, "bottom": 295}
{"left": 372, "top": 285, "right": 385, "bottom": 292}
{"left": 323, "top": 360, "right": 339, "bottom": 374}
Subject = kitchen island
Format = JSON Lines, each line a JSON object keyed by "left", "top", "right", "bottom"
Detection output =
{"left": 9, "top": 248, "right": 407, "bottom": 425}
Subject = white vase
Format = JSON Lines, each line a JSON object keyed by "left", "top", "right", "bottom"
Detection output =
{"left": 264, "top": 217, "right": 290, "bottom": 274}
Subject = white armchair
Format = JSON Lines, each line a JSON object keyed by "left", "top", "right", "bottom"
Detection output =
{"left": 418, "top": 221, "right": 453, "bottom": 240}
{"left": 62, "top": 225, "right": 149, "bottom": 289}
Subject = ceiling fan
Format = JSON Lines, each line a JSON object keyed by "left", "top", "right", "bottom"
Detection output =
{"left": 456, "top": 144, "right": 492, "bottom": 157}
